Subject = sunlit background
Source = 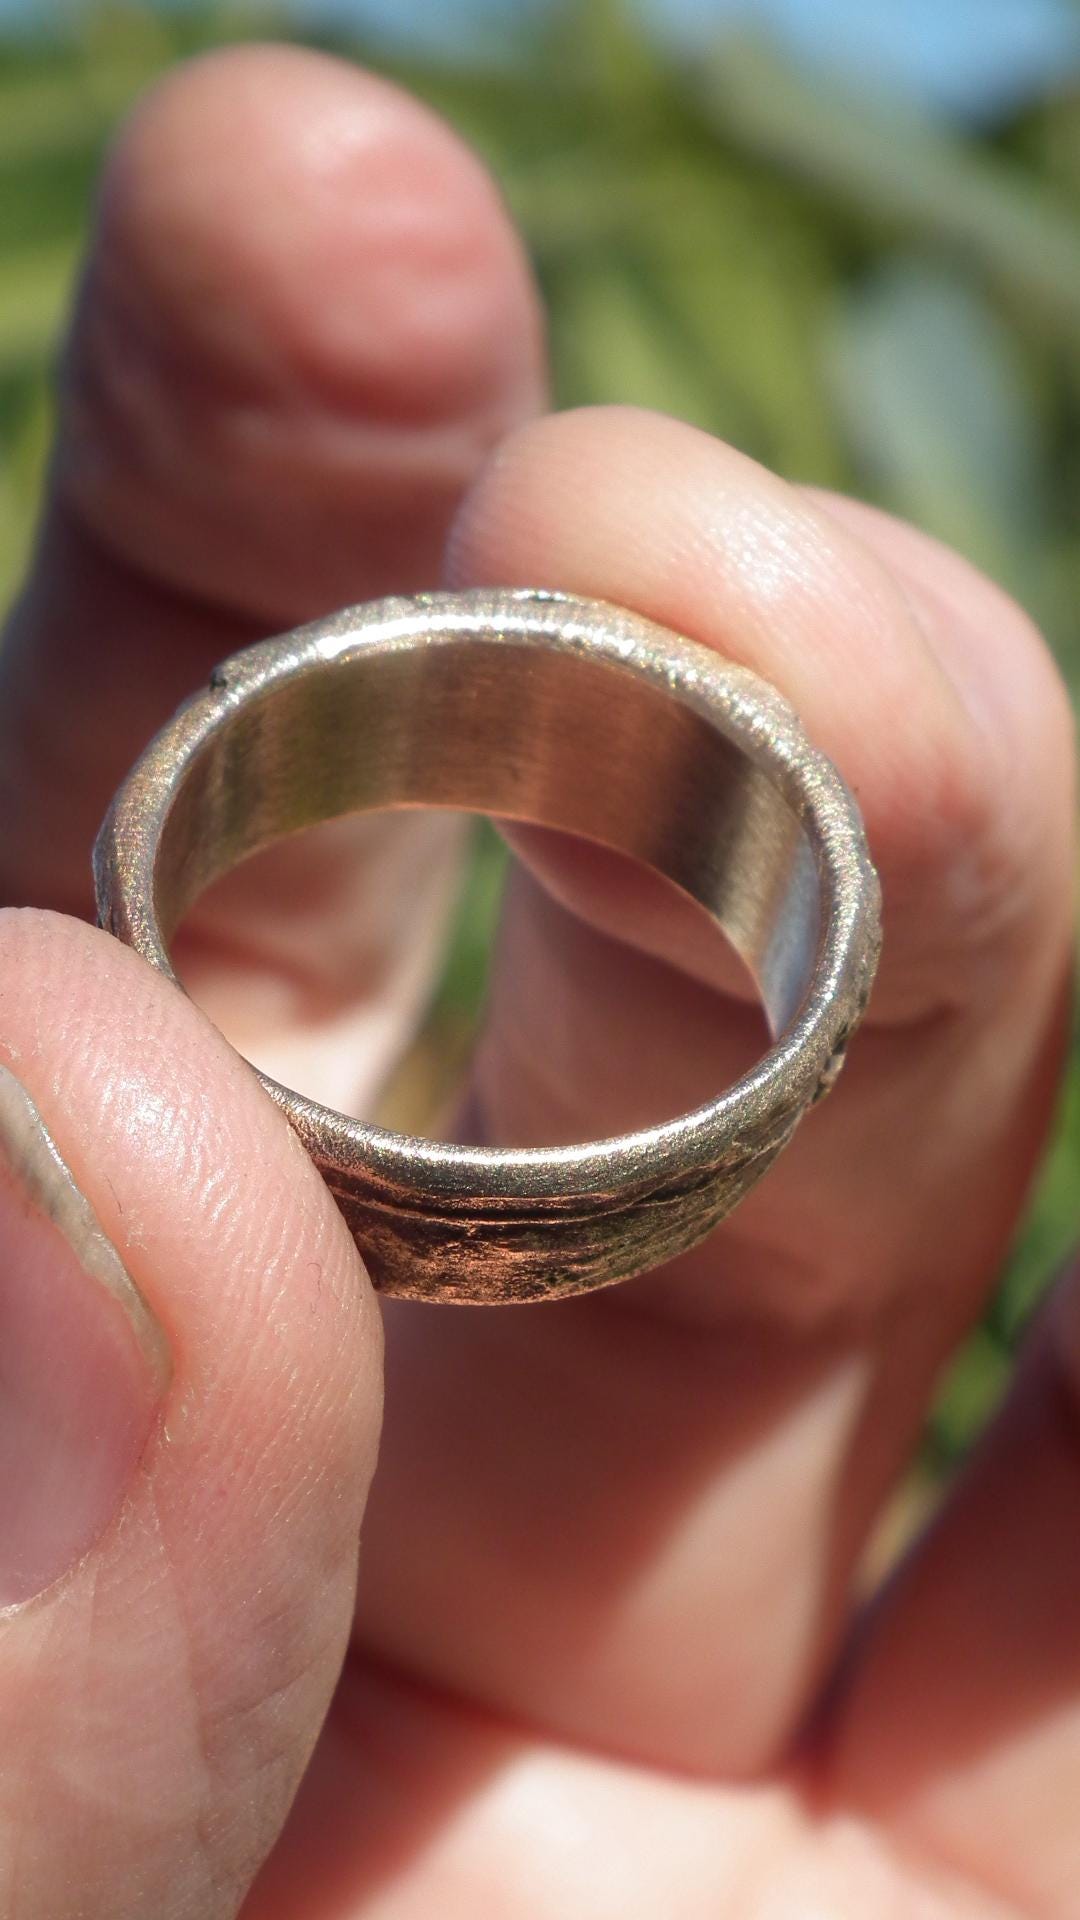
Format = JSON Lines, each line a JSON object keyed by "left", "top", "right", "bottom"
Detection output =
{"left": 4, "top": 0, "right": 1080, "bottom": 1478}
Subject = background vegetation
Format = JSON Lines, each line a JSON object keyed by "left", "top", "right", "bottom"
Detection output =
{"left": 3, "top": 0, "right": 1079, "bottom": 1470}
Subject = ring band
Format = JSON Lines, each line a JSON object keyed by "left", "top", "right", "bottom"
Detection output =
{"left": 94, "top": 589, "right": 881, "bottom": 1304}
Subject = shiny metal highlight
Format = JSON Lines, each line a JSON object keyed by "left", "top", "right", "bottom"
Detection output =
{"left": 94, "top": 590, "right": 881, "bottom": 1303}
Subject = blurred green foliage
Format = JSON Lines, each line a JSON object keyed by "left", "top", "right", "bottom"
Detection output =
{"left": 2, "top": 0, "right": 1078, "bottom": 1465}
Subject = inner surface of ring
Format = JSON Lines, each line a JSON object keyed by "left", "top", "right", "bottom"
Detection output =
{"left": 155, "top": 636, "right": 821, "bottom": 1037}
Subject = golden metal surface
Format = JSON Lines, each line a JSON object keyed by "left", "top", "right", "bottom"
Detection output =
{"left": 94, "top": 590, "right": 881, "bottom": 1303}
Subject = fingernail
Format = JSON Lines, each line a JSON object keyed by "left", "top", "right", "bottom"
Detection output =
{"left": 0, "top": 1065, "right": 170, "bottom": 1606}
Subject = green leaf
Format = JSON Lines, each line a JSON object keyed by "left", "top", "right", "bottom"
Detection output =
{"left": 0, "top": 375, "right": 53, "bottom": 612}
{"left": 0, "top": 6, "right": 174, "bottom": 169}
{"left": 928, "top": 1325, "right": 1013, "bottom": 1472}
{"left": 0, "top": 239, "right": 80, "bottom": 376}
{"left": 700, "top": 37, "right": 1080, "bottom": 343}
{"left": 642, "top": 179, "right": 846, "bottom": 483}
{"left": 993, "top": 1016, "right": 1080, "bottom": 1346}
{"left": 828, "top": 257, "right": 1045, "bottom": 592}
{"left": 549, "top": 253, "right": 730, "bottom": 426}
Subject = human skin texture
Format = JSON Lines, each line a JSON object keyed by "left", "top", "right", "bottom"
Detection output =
{"left": 0, "top": 43, "right": 1076, "bottom": 1920}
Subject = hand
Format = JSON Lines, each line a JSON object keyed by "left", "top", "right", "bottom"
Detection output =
{"left": 0, "top": 45, "right": 1075, "bottom": 1919}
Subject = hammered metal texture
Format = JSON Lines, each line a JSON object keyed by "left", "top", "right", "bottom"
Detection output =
{"left": 94, "top": 590, "right": 881, "bottom": 1303}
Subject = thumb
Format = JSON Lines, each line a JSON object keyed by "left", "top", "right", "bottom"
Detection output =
{"left": 0, "top": 908, "right": 381, "bottom": 1917}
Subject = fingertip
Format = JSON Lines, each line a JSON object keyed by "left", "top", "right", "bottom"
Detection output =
{"left": 0, "top": 904, "right": 383, "bottom": 1905}
{"left": 446, "top": 405, "right": 964, "bottom": 806}
{"left": 104, "top": 44, "right": 541, "bottom": 418}
{"left": 810, "top": 488, "right": 1077, "bottom": 974}
{"left": 59, "top": 42, "right": 545, "bottom": 613}
{"left": 448, "top": 405, "right": 1026, "bottom": 1016}
{"left": 0, "top": 904, "right": 381, "bottom": 1473}
{"left": 825, "top": 490, "right": 1076, "bottom": 794}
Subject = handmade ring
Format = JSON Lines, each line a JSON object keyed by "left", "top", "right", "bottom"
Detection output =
{"left": 94, "top": 589, "right": 881, "bottom": 1305}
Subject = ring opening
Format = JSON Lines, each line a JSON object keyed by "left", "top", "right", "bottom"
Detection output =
{"left": 154, "top": 634, "right": 822, "bottom": 1037}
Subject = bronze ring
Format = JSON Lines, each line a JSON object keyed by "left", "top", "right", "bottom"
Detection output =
{"left": 94, "top": 589, "right": 881, "bottom": 1304}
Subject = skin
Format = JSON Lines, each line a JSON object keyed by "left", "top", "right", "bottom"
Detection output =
{"left": 0, "top": 41, "right": 1077, "bottom": 1919}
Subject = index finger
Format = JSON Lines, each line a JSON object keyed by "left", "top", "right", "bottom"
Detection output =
{"left": 354, "top": 405, "right": 1075, "bottom": 1776}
